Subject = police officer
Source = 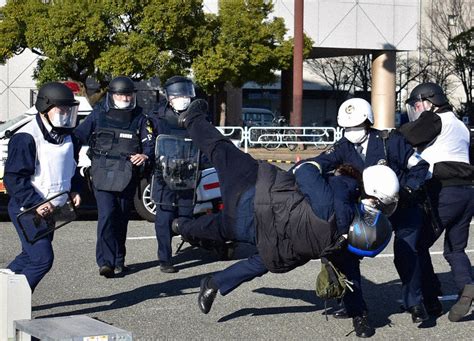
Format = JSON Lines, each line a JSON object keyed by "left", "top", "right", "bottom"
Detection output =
{"left": 171, "top": 100, "right": 397, "bottom": 338}
{"left": 149, "top": 76, "right": 202, "bottom": 273}
{"left": 308, "top": 98, "right": 430, "bottom": 335}
{"left": 400, "top": 82, "right": 474, "bottom": 322}
{"left": 4, "top": 82, "right": 82, "bottom": 291}
{"left": 75, "top": 76, "right": 153, "bottom": 278}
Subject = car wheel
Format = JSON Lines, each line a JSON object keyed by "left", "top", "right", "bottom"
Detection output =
{"left": 134, "top": 178, "right": 156, "bottom": 222}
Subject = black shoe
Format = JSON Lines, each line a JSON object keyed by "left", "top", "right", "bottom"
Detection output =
{"left": 352, "top": 315, "right": 375, "bottom": 338}
{"left": 99, "top": 265, "right": 115, "bottom": 278}
{"left": 448, "top": 284, "right": 474, "bottom": 322}
{"left": 160, "top": 263, "right": 178, "bottom": 273}
{"left": 114, "top": 265, "right": 129, "bottom": 275}
{"left": 408, "top": 304, "right": 429, "bottom": 323}
{"left": 198, "top": 276, "right": 218, "bottom": 314}
{"left": 171, "top": 218, "right": 181, "bottom": 235}
{"left": 178, "top": 99, "right": 208, "bottom": 128}
{"left": 333, "top": 307, "right": 349, "bottom": 319}
{"left": 425, "top": 298, "right": 443, "bottom": 317}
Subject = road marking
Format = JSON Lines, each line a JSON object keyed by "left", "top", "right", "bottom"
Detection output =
{"left": 127, "top": 236, "right": 156, "bottom": 240}
{"left": 375, "top": 249, "right": 474, "bottom": 258}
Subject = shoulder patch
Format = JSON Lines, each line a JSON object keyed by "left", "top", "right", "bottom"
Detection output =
{"left": 324, "top": 146, "right": 335, "bottom": 154}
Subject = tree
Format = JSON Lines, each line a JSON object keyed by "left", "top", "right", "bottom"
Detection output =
{"left": 192, "top": 0, "right": 312, "bottom": 125}
{"left": 0, "top": 0, "right": 209, "bottom": 103}
{"left": 421, "top": 0, "right": 472, "bottom": 114}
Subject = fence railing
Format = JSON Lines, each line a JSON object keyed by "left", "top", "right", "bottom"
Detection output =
{"left": 216, "top": 126, "right": 344, "bottom": 153}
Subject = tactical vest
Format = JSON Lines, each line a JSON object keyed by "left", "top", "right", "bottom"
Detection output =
{"left": 88, "top": 111, "right": 141, "bottom": 192}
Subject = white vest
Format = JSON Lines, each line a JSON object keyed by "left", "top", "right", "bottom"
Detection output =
{"left": 17, "top": 119, "right": 77, "bottom": 207}
{"left": 419, "top": 111, "right": 470, "bottom": 175}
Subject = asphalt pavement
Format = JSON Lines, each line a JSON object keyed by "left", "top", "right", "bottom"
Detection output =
{"left": 1, "top": 218, "right": 473, "bottom": 340}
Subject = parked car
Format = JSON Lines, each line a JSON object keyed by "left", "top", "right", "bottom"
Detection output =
{"left": 241, "top": 107, "right": 275, "bottom": 127}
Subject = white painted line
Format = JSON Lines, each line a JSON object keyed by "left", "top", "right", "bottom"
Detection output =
{"left": 127, "top": 236, "right": 156, "bottom": 240}
{"left": 397, "top": 295, "right": 458, "bottom": 304}
{"left": 374, "top": 249, "right": 474, "bottom": 258}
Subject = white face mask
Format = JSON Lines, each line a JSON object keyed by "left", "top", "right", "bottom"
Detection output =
{"left": 344, "top": 127, "right": 367, "bottom": 144}
{"left": 170, "top": 97, "right": 191, "bottom": 112}
{"left": 50, "top": 111, "right": 70, "bottom": 127}
{"left": 115, "top": 100, "right": 132, "bottom": 109}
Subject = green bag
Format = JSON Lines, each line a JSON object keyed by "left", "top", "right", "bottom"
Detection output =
{"left": 315, "top": 258, "right": 353, "bottom": 300}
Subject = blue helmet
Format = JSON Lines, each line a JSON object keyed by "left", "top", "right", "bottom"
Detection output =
{"left": 347, "top": 203, "right": 392, "bottom": 257}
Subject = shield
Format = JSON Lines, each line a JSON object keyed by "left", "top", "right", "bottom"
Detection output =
{"left": 17, "top": 192, "right": 78, "bottom": 244}
{"left": 151, "top": 134, "right": 200, "bottom": 207}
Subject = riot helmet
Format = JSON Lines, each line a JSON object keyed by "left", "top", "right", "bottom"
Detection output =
{"left": 35, "top": 82, "right": 79, "bottom": 130}
{"left": 347, "top": 203, "right": 392, "bottom": 257}
{"left": 164, "top": 76, "right": 196, "bottom": 112}
{"left": 405, "top": 82, "right": 449, "bottom": 121}
{"left": 338, "top": 98, "right": 374, "bottom": 144}
{"left": 106, "top": 76, "right": 136, "bottom": 111}
{"left": 361, "top": 165, "right": 399, "bottom": 216}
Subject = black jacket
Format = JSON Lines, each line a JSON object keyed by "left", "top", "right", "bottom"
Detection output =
{"left": 254, "top": 162, "right": 339, "bottom": 273}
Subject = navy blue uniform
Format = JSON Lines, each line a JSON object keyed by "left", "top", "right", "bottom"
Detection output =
{"left": 310, "top": 128, "right": 429, "bottom": 314}
{"left": 148, "top": 104, "right": 196, "bottom": 266}
{"left": 5, "top": 115, "right": 82, "bottom": 291}
{"left": 178, "top": 114, "right": 358, "bottom": 295}
{"left": 400, "top": 108, "right": 474, "bottom": 303}
{"left": 74, "top": 103, "right": 153, "bottom": 270}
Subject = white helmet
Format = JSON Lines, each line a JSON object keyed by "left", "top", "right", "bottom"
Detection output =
{"left": 338, "top": 98, "right": 374, "bottom": 127}
{"left": 362, "top": 165, "right": 399, "bottom": 216}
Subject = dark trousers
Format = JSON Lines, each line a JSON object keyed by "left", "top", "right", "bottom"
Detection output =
{"left": 154, "top": 191, "right": 194, "bottom": 264}
{"left": 93, "top": 180, "right": 136, "bottom": 268}
{"left": 390, "top": 205, "right": 424, "bottom": 309}
{"left": 183, "top": 115, "right": 268, "bottom": 294}
{"left": 330, "top": 205, "right": 424, "bottom": 314}
{"left": 186, "top": 115, "right": 259, "bottom": 227}
{"left": 419, "top": 185, "right": 474, "bottom": 299}
{"left": 329, "top": 250, "right": 366, "bottom": 317}
{"left": 7, "top": 200, "right": 54, "bottom": 292}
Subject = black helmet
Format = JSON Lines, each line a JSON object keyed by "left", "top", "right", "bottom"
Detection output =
{"left": 35, "top": 82, "right": 79, "bottom": 113}
{"left": 108, "top": 76, "right": 135, "bottom": 94}
{"left": 106, "top": 76, "right": 136, "bottom": 110}
{"left": 164, "top": 76, "right": 196, "bottom": 99}
{"left": 347, "top": 204, "right": 392, "bottom": 258}
{"left": 406, "top": 82, "right": 449, "bottom": 107}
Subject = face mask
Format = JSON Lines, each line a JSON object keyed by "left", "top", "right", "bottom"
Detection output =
{"left": 344, "top": 127, "right": 367, "bottom": 144}
{"left": 115, "top": 100, "right": 131, "bottom": 109}
{"left": 170, "top": 97, "right": 191, "bottom": 112}
{"left": 51, "top": 112, "right": 70, "bottom": 127}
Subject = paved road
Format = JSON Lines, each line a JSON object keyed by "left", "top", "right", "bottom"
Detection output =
{"left": 1, "top": 219, "right": 473, "bottom": 340}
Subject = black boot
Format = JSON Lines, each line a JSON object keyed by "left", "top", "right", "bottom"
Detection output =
{"left": 160, "top": 262, "right": 178, "bottom": 273}
{"left": 172, "top": 218, "right": 189, "bottom": 235}
{"left": 448, "top": 284, "right": 474, "bottom": 322}
{"left": 178, "top": 99, "right": 209, "bottom": 128}
{"left": 99, "top": 265, "right": 115, "bottom": 278}
{"left": 352, "top": 315, "right": 375, "bottom": 338}
{"left": 198, "top": 276, "right": 218, "bottom": 314}
{"left": 408, "top": 303, "right": 429, "bottom": 323}
{"left": 425, "top": 297, "right": 443, "bottom": 317}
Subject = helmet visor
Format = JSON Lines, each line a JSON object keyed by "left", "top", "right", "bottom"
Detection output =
{"left": 107, "top": 92, "right": 136, "bottom": 110}
{"left": 49, "top": 105, "right": 79, "bottom": 128}
{"left": 405, "top": 95, "right": 433, "bottom": 122}
{"left": 165, "top": 81, "right": 195, "bottom": 99}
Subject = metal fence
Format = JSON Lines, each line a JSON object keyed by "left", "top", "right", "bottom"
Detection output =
{"left": 216, "top": 126, "right": 344, "bottom": 153}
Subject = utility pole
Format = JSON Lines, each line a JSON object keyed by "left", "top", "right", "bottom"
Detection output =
{"left": 291, "top": 0, "right": 304, "bottom": 127}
